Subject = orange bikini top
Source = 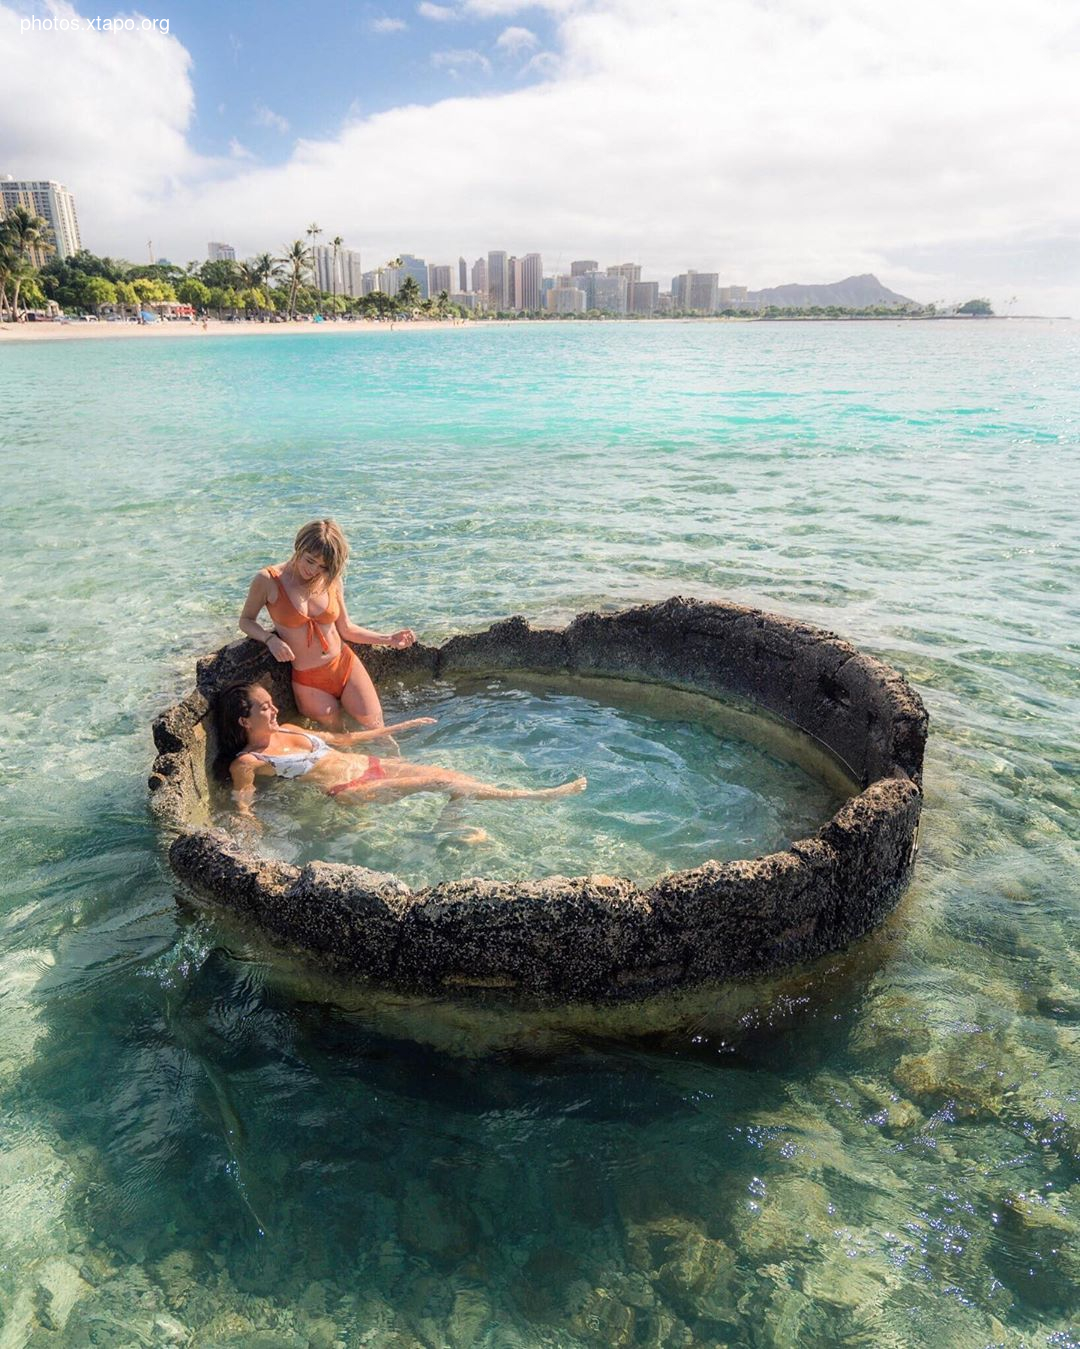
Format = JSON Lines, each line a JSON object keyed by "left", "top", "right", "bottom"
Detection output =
{"left": 265, "top": 566, "right": 341, "bottom": 652}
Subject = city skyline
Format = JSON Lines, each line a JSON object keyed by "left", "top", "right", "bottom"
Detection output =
{"left": 3, "top": 1, "right": 1077, "bottom": 315}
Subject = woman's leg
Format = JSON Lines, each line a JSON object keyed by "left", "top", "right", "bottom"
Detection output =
{"left": 339, "top": 761, "right": 586, "bottom": 802}
{"left": 338, "top": 655, "right": 384, "bottom": 730}
{"left": 292, "top": 681, "right": 344, "bottom": 730}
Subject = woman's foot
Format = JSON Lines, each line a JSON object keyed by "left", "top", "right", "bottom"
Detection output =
{"left": 438, "top": 825, "right": 490, "bottom": 846}
{"left": 519, "top": 776, "right": 587, "bottom": 800}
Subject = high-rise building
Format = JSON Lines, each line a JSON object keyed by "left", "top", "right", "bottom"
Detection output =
{"left": 673, "top": 270, "right": 719, "bottom": 312}
{"left": 312, "top": 244, "right": 334, "bottom": 293}
{"left": 471, "top": 256, "right": 487, "bottom": 303}
{"left": 458, "top": 256, "right": 468, "bottom": 292}
{"left": 546, "top": 283, "right": 586, "bottom": 314}
{"left": 399, "top": 254, "right": 429, "bottom": 299}
{"left": 719, "top": 285, "right": 748, "bottom": 306}
{"left": 487, "top": 250, "right": 508, "bottom": 310}
{"left": 340, "top": 248, "right": 363, "bottom": 298}
{"left": 0, "top": 177, "right": 81, "bottom": 262}
{"left": 607, "top": 262, "right": 641, "bottom": 289}
{"left": 590, "top": 273, "right": 628, "bottom": 314}
{"left": 570, "top": 260, "right": 598, "bottom": 277}
{"left": 207, "top": 241, "right": 236, "bottom": 262}
{"left": 628, "top": 281, "right": 659, "bottom": 315}
{"left": 518, "top": 253, "right": 542, "bottom": 311}
{"left": 312, "top": 244, "right": 363, "bottom": 297}
{"left": 364, "top": 264, "right": 401, "bottom": 296}
{"left": 689, "top": 272, "right": 719, "bottom": 312}
{"left": 508, "top": 256, "right": 519, "bottom": 309}
{"left": 428, "top": 264, "right": 453, "bottom": 296}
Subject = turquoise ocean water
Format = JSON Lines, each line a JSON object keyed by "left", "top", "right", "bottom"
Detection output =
{"left": 2, "top": 321, "right": 1078, "bottom": 1346}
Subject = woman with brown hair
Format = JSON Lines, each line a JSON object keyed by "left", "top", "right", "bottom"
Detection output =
{"left": 239, "top": 519, "right": 415, "bottom": 731}
{"left": 215, "top": 683, "right": 585, "bottom": 822}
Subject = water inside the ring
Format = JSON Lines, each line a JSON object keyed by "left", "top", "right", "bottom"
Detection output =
{"left": 222, "top": 674, "right": 853, "bottom": 886}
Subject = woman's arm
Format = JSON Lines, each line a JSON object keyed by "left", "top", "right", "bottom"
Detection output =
{"left": 229, "top": 756, "right": 259, "bottom": 818}
{"left": 315, "top": 717, "right": 436, "bottom": 747}
{"left": 239, "top": 572, "right": 295, "bottom": 662}
{"left": 335, "top": 587, "right": 416, "bottom": 649}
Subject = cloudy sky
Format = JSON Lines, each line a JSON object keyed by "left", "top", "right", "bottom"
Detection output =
{"left": 3, "top": 0, "right": 1079, "bottom": 312}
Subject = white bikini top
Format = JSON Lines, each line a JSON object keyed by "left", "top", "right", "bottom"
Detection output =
{"left": 250, "top": 731, "right": 332, "bottom": 779}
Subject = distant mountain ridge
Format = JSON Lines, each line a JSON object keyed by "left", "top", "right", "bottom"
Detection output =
{"left": 745, "top": 273, "right": 914, "bottom": 308}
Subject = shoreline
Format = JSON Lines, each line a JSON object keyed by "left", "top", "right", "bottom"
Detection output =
{"left": 0, "top": 317, "right": 476, "bottom": 343}
{"left": 0, "top": 314, "right": 1063, "bottom": 344}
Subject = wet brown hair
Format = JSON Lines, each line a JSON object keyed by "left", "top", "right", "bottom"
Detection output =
{"left": 290, "top": 518, "right": 349, "bottom": 587}
{"left": 213, "top": 681, "right": 265, "bottom": 781}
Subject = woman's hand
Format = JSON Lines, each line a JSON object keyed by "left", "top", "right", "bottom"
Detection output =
{"left": 386, "top": 629, "right": 416, "bottom": 649}
{"left": 267, "top": 633, "right": 295, "bottom": 662}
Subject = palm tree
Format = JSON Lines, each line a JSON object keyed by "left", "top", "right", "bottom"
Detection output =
{"left": 306, "top": 222, "right": 322, "bottom": 312}
{"left": 396, "top": 275, "right": 422, "bottom": 317}
{"left": 278, "top": 240, "right": 311, "bottom": 319}
{"left": 3, "top": 205, "right": 53, "bottom": 319}
{"left": 251, "top": 252, "right": 282, "bottom": 315}
{"left": 0, "top": 229, "right": 18, "bottom": 321}
{"left": 331, "top": 235, "right": 343, "bottom": 313}
{"left": 376, "top": 255, "right": 403, "bottom": 296}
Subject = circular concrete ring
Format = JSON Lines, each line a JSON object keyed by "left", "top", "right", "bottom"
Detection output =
{"left": 151, "top": 598, "right": 927, "bottom": 1004}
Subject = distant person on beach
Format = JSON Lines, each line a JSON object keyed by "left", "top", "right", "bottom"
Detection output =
{"left": 215, "top": 683, "right": 586, "bottom": 827}
{"left": 238, "top": 518, "right": 416, "bottom": 731}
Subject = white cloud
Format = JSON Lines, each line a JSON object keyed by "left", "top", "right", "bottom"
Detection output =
{"left": 431, "top": 47, "right": 492, "bottom": 74}
{"left": 0, "top": 0, "right": 202, "bottom": 246}
{"left": 495, "top": 25, "right": 538, "bottom": 52}
{"left": 252, "top": 101, "right": 290, "bottom": 133}
{"left": 228, "top": 138, "right": 255, "bottom": 159}
{"left": 372, "top": 16, "right": 407, "bottom": 32}
{"left": 2, "top": 0, "right": 1079, "bottom": 314}
{"left": 518, "top": 48, "right": 558, "bottom": 77}
{"left": 464, "top": 0, "right": 573, "bottom": 14}
{"left": 417, "top": 2, "right": 456, "bottom": 20}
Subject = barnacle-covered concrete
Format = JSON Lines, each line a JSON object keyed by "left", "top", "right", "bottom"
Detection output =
{"left": 151, "top": 598, "right": 927, "bottom": 1003}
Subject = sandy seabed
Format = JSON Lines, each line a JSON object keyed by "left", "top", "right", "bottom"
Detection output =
{"left": 0, "top": 317, "right": 482, "bottom": 343}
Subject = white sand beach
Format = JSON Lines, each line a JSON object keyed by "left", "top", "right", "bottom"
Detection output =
{"left": 0, "top": 317, "right": 485, "bottom": 343}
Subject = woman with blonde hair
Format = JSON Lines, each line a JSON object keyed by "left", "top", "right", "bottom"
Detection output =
{"left": 239, "top": 519, "right": 415, "bottom": 731}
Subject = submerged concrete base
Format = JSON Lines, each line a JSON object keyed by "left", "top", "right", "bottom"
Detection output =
{"left": 151, "top": 598, "right": 927, "bottom": 1004}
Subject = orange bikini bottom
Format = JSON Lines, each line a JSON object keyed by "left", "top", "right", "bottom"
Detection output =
{"left": 291, "top": 646, "right": 357, "bottom": 700}
{"left": 327, "top": 757, "right": 388, "bottom": 796}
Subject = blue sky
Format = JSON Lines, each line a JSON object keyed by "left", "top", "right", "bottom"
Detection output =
{"left": 173, "top": 0, "right": 558, "bottom": 163}
{"left": 3, "top": 0, "right": 1078, "bottom": 313}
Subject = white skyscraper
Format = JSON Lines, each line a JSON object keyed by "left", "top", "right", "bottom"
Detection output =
{"left": 519, "top": 253, "right": 542, "bottom": 311}
{"left": 312, "top": 244, "right": 364, "bottom": 297}
{"left": 340, "top": 248, "right": 363, "bottom": 298}
{"left": 1, "top": 177, "right": 81, "bottom": 262}
{"left": 471, "top": 257, "right": 488, "bottom": 304}
{"left": 207, "top": 241, "right": 236, "bottom": 262}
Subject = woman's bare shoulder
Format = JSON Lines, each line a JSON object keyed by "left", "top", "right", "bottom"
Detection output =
{"left": 252, "top": 565, "right": 286, "bottom": 597}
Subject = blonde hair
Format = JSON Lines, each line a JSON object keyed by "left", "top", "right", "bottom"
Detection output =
{"left": 290, "top": 518, "right": 349, "bottom": 586}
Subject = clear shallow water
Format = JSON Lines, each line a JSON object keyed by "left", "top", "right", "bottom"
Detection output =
{"left": 2, "top": 321, "right": 1079, "bottom": 1346}
{"left": 236, "top": 675, "right": 846, "bottom": 887}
